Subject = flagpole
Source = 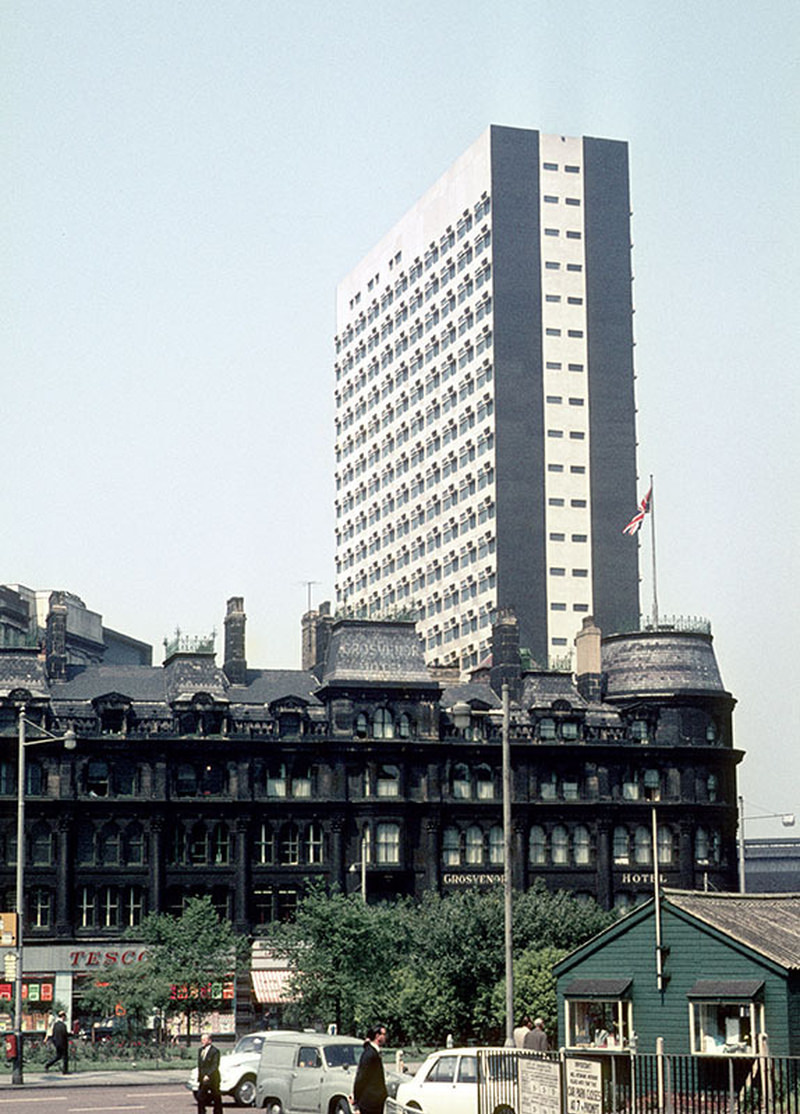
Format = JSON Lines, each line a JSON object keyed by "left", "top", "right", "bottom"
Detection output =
{"left": 649, "top": 474, "right": 659, "bottom": 629}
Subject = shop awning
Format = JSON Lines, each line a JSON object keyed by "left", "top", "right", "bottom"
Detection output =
{"left": 687, "top": 980, "right": 764, "bottom": 1000}
{"left": 251, "top": 969, "right": 293, "bottom": 1004}
{"left": 564, "top": 978, "right": 632, "bottom": 998}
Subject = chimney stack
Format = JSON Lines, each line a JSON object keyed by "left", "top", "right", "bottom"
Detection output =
{"left": 223, "top": 597, "right": 247, "bottom": 684}
{"left": 302, "top": 600, "right": 334, "bottom": 678}
{"left": 490, "top": 608, "right": 522, "bottom": 702}
{"left": 575, "top": 616, "right": 603, "bottom": 701}
{"left": 45, "top": 591, "right": 68, "bottom": 681}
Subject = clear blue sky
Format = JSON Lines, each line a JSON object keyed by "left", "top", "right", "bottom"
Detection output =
{"left": 4, "top": 1, "right": 798, "bottom": 835}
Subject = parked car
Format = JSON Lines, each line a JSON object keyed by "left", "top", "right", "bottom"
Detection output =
{"left": 394, "top": 1047, "right": 517, "bottom": 1114}
{"left": 187, "top": 1031, "right": 270, "bottom": 1106}
{"left": 255, "top": 1031, "right": 404, "bottom": 1114}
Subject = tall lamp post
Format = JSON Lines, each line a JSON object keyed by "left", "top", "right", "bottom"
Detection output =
{"left": 12, "top": 707, "right": 76, "bottom": 1086}
{"left": 737, "top": 795, "right": 796, "bottom": 893}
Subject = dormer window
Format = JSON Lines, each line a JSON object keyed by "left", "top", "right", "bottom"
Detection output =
{"left": 631, "top": 719, "right": 649, "bottom": 742}
{"left": 561, "top": 721, "right": 579, "bottom": 741}
{"left": 539, "top": 718, "right": 556, "bottom": 741}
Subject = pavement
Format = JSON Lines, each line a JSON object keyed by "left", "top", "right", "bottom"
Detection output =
{"left": 0, "top": 1067, "right": 191, "bottom": 1089}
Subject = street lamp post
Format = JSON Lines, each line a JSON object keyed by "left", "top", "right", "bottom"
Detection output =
{"left": 737, "top": 795, "right": 796, "bottom": 893}
{"left": 12, "top": 707, "right": 76, "bottom": 1086}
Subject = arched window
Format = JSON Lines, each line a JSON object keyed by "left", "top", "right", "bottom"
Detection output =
{"left": 707, "top": 774, "right": 718, "bottom": 802}
{"left": 573, "top": 825, "right": 591, "bottom": 865}
{"left": 634, "top": 826, "right": 652, "bottom": 865}
{"left": 30, "top": 822, "right": 53, "bottom": 866}
{"left": 292, "top": 764, "right": 312, "bottom": 798}
{"left": 281, "top": 824, "right": 300, "bottom": 866}
{"left": 189, "top": 823, "right": 208, "bottom": 865}
{"left": 376, "top": 822, "right": 400, "bottom": 864}
{"left": 475, "top": 764, "right": 494, "bottom": 800}
{"left": 267, "top": 762, "right": 287, "bottom": 798}
{"left": 613, "top": 827, "right": 630, "bottom": 865}
{"left": 465, "top": 826, "right": 484, "bottom": 864}
{"left": 77, "top": 823, "right": 96, "bottom": 865}
{"left": 657, "top": 825, "right": 674, "bottom": 864}
{"left": 397, "top": 712, "right": 412, "bottom": 738}
{"left": 100, "top": 823, "right": 121, "bottom": 866}
{"left": 124, "top": 822, "right": 145, "bottom": 865}
{"left": 442, "top": 827, "right": 461, "bottom": 866}
{"left": 552, "top": 825, "right": 569, "bottom": 864}
{"left": 453, "top": 763, "right": 471, "bottom": 799}
{"left": 306, "top": 823, "right": 324, "bottom": 864}
{"left": 529, "top": 826, "right": 547, "bottom": 865}
{"left": 373, "top": 708, "right": 394, "bottom": 739}
{"left": 355, "top": 713, "right": 369, "bottom": 739}
{"left": 488, "top": 826, "right": 504, "bottom": 864}
{"left": 377, "top": 765, "right": 399, "bottom": 797}
{"left": 212, "top": 824, "right": 230, "bottom": 865}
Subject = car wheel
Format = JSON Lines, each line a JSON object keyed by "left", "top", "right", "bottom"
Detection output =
{"left": 493, "top": 1105, "right": 515, "bottom": 1114}
{"left": 233, "top": 1075, "right": 257, "bottom": 1106}
{"left": 333, "top": 1100, "right": 351, "bottom": 1114}
{"left": 264, "top": 1101, "right": 283, "bottom": 1114}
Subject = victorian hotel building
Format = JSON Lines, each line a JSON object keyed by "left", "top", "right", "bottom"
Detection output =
{"left": 0, "top": 586, "right": 739, "bottom": 1034}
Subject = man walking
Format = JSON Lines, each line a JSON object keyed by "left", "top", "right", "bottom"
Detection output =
{"left": 196, "top": 1032, "right": 223, "bottom": 1114}
{"left": 353, "top": 1023, "right": 388, "bottom": 1114}
{"left": 44, "top": 1010, "right": 69, "bottom": 1074}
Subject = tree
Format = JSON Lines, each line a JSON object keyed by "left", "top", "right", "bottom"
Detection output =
{"left": 489, "top": 945, "right": 568, "bottom": 1040}
{"left": 264, "top": 882, "right": 412, "bottom": 1038}
{"left": 80, "top": 897, "right": 248, "bottom": 1044}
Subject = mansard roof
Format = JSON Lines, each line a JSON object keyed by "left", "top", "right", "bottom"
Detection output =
{"left": 227, "top": 669, "right": 323, "bottom": 707}
{"left": 0, "top": 649, "right": 50, "bottom": 698}
{"left": 320, "top": 619, "right": 437, "bottom": 690}
{"left": 520, "top": 670, "right": 589, "bottom": 711}
{"left": 602, "top": 629, "right": 729, "bottom": 698}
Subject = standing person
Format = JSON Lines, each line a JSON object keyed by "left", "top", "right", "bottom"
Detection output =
{"left": 525, "top": 1017, "right": 549, "bottom": 1052}
{"left": 513, "top": 1016, "right": 532, "bottom": 1048}
{"left": 353, "top": 1023, "right": 388, "bottom": 1114}
{"left": 44, "top": 1010, "right": 69, "bottom": 1073}
{"left": 196, "top": 1032, "right": 223, "bottom": 1114}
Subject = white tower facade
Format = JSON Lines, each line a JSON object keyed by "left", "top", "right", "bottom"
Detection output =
{"left": 334, "top": 126, "right": 640, "bottom": 672}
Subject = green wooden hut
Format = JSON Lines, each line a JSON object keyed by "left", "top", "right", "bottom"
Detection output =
{"left": 554, "top": 891, "right": 800, "bottom": 1056}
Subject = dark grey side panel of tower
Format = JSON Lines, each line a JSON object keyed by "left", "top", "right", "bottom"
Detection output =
{"left": 583, "top": 137, "right": 640, "bottom": 636}
{"left": 490, "top": 126, "right": 548, "bottom": 665}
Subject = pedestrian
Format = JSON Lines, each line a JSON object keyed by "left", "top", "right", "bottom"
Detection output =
{"left": 353, "top": 1023, "right": 388, "bottom": 1114}
{"left": 196, "top": 1032, "right": 223, "bottom": 1114}
{"left": 525, "top": 1017, "right": 549, "bottom": 1052}
{"left": 44, "top": 1010, "right": 69, "bottom": 1073}
{"left": 513, "top": 1016, "right": 532, "bottom": 1048}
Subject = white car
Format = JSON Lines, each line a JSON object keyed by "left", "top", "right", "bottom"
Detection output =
{"left": 187, "top": 1031, "right": 269, "bottom": 1106}
{"left": 394, "top": 1047, "right": 517, "bottom": 1114}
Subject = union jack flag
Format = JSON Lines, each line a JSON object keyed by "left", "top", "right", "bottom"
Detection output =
{"left": 622, "top": 485, "right": 652, "bottom": 535}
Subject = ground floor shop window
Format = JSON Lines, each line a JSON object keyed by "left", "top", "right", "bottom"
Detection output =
{"left": 688, "top": 981, "right": 764, "bottom": 1054}
{"left": 563, "top": 978, "right": 633, "bottom": 1048}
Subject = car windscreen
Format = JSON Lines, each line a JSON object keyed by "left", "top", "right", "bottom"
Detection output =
{"left": 323, "top": 1044, "right": 361, "bottom": 1069}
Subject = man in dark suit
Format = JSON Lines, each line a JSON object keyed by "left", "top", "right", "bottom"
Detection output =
{"left": 44, "top": 1010, "right": 69, "bottom": 1074}
{"left": 353, "top": 1023, "right": 388, "bottom": 1114}
{"left": 196, "top": 1032, "right": 223, "bottom": 1114}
